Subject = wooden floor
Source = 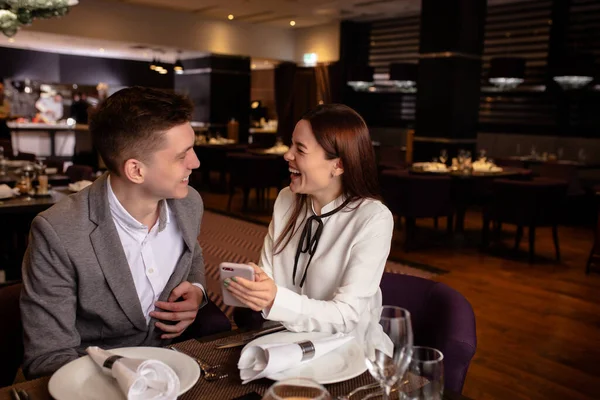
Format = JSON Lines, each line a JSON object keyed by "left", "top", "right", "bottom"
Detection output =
{"left": 199, "top": 185, "right": 600, "bottom": 400}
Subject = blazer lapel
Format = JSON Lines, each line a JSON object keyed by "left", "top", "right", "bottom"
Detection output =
{"left": 88, "top": 174, "right": 148, "bottom": 331}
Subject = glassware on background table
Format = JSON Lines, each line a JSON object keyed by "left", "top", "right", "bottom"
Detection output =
{"left": 457, "top": 150, "right": 466, "bottom": 168}
{"left": 477, "top": 148, "right": 486, "bottom": 161}
{"left": 578, "top": 148, "right": 587, "bottom": 163}
{"left": 439, "top": 150, "right": 448, "bottom": 165}
{"left": 262, "top": 377, "right": 331, "bottom": 400}
{"left": 402, "top": 347, "right": 444, "bottom": 400}
{"left": 362, "top": 306, "right": 413, "bottom": 400}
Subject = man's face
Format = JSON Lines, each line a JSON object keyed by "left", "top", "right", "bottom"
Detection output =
{"left": 138, "top": 123, "right": 200, "bottom": 200}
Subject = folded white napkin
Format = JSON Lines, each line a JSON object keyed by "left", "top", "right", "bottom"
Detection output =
{"left": 413, "top": 162, "right": 448, "bottom": 172}
{"left": 86, "top": 346, "right": 180, "bottom": 400}
{"left": 472, "top": 161, "right": 503, "bottom": 172}
{"left": 238, "top": 333, "right": 353, "bottom": 384}
{"left": 68, "top": 180, "right": 93, "bottom": 192}
{"left": 0, "top": 184, "right": 18, "bottom": 198}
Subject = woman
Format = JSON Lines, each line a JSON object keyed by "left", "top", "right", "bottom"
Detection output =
{"left": 224, "top": 104, "right": 394, "bottom": 334}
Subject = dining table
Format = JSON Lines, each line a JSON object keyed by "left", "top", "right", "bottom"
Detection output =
{"left": 0, "top": 187, "right": 71, "bottom": 280}
{"left": 0, "top": 327, "right": 471, "bottom": 400}
{"left": 409, "top": 166, "right": 532, "bottom": 233}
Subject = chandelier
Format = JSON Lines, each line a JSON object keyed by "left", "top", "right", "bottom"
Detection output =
{"left": 488, "top": 57, "right": 526, "bottom": 91}
{"left": 0, "top": 0, "right": 78, "bottom": 37}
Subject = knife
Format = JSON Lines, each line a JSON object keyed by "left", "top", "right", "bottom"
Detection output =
{"left": 216, "top": 325, "right": 287, "bottom": 349}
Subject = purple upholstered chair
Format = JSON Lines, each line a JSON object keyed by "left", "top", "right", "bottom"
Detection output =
{"left": 0, "top": 282, "right": 24, "bottom": 387}
{"left": 380, "top": 273, "right": 476, "bottom": 395}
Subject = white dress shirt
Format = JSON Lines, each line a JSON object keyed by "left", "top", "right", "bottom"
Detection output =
{"left": 107, "top": 177, "right": 202, "bottom": 324}
{"left": 260, "top": 187, "right": 394, "bottom": 334}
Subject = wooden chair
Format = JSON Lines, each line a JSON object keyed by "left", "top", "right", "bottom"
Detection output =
{"left": 482, "top": 178, "right": 568, "bottom": 263}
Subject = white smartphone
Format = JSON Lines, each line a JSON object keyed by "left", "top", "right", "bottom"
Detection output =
{"left": 220, "top": 262, "right": 255, "bottom": 308}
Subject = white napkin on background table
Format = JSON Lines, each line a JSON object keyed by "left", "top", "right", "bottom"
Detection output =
{"left": 238, "top": 333, "right": 353, "bottom": 384}
{"left": 68, "top": 180, "right": 93, "bottom": 192}
{"left": 86, "top": 346, "right": 180, "bottom": 400}
{"left": 0, "top": 184, "right": 18, "bottom": 198}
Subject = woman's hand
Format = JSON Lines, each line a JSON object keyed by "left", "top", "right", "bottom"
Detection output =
{"left": 224, "top": 262, "right": 277, "bottom": 312}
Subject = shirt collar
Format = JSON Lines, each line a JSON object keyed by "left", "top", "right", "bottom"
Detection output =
{"left": 310, "top": 192, "right": 348, "bottom": 217}
{"left": 107, "top": 175, "right": 170, "bottom": 232}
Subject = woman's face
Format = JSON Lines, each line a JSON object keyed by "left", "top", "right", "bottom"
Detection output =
{"left": 283, "top": 119, "right": 341, "bottom": 197}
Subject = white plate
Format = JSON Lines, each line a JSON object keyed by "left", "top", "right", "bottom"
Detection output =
{"left": 48, "top": 347, "right": 200, "bottom": 400}
{"left": 244, "top": 331, "right": 366, "bottom": 384}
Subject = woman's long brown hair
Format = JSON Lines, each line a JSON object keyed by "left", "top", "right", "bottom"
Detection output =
{"left": 273, "top": 104, "right": 380, "bottom": 254}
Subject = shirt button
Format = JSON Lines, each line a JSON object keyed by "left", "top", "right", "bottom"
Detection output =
{"left": 148, "top": 268, "right": 154, "bottom": 274}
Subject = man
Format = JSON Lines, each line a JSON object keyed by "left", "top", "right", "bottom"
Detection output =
{"left": 20, "top": 87, "right": 228, "bottom": 379}
{"left": 70, "top": 92, "right": 90, "bottom": 124}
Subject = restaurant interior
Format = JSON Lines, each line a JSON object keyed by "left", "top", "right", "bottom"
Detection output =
{"left": 0, "top": 0, "right": 599, "bottom": 399}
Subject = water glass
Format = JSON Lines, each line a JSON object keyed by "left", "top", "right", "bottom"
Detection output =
{"left": 363, "top": 306, "right": 413, "bottom": 400}
{"left": 439, "top": 150, "right": 448, "bottom": 165}
{"left": 262, "top": 378, "right": 331, "bottom": 400}
{"left": 402, "top": 347, "right": 444, "bottom": 400}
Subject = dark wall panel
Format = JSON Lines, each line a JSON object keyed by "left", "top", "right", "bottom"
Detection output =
{"left": 0, "top": 46, "right": 173, "bottom": 89}
{"left": 0, "top": 47, "right": 60, "bottom": 82}
{"left": 59, "top": 54, "right": 174, "bottom": 89}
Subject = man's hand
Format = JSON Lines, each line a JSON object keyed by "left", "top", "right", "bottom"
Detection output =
{"left": 225, "top": 263, "right": 277, "bottom": 312}
{"left": 150, "top": 282, "right": 205, "bottom": 339}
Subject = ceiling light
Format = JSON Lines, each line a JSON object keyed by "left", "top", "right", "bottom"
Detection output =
{"left": 389, "top": 62, "right": 418, "bottom": 91}
{"left": 552, "top": 53, "right": 595, "bottom": 90}
{"left": 489, "top": 57, "right": 526, "bottom": 90}
{"left": 99, "top": 48, "right": 105, "bottom": 53}
{"left": 158, "top": 69, "right": 168, "bottom": 75}
{"left": 228, "top": 14, "right": 234, "bottom": 20}
{"left": 347, "top": 65, "right": 375, "bottom": 91}
{"left": 290, "top": 20, "right": 296, "bottom": 26}
{"left": 251, "top": 64, "right": 256, "bottom": 69}
{"left": 8, "top": 38, "right": 15, "bottom": 43}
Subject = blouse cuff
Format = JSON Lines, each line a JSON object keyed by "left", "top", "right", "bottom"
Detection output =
{"left": 262, "top": 285, "right": 301, "bottom": 322}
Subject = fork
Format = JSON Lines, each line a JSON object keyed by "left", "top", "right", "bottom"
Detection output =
{"left": 169, "top": 346, "right": 228, "bottom": 381}
{"left": 336, "top": 383, "right": 380, "bottom": 400}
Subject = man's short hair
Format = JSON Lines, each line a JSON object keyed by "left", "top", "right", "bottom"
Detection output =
{"left": 89, "top": 86, "right": 194, "bottom": 175}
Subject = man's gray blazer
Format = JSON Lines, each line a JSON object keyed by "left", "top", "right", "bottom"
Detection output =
{"left": 20, "top": 173, "right": 206, "bottom": 378}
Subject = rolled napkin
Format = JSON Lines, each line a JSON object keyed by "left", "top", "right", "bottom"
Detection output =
{"left": 472, "top": 161, "right": 503, "bottom": 172}
{"left": 238, "top": 333, "right": 353, "bottom": 384}
{"left": 0, "top": 184, "right": 18, "bottom": 198}
{"left": 86, "top": 346, "right": 180, "bottom": 400}
{"left": 68, "top": 180, "right": 93, "bottom": 192}
{"left": 412, "top": 162, "right": 448, "bottom": 172}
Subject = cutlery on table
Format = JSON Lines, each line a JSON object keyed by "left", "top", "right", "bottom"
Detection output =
{"left": 169, "top": 346, "right": 228, "bottom": 381}
{"left": 10, "top": 388, "right": 21, "bottom": 400}
{"left": 17, "top": 389, "right": 30, "bottom": 400}
{"left": 215, "top": 325, "right": 287, "bottom": 349}
{"left": 336, "top": 383, "right": 380, "bottom": 400}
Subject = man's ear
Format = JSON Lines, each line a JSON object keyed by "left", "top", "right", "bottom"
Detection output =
{"left": 123, "top": 158, "right": 145, "bottom": 184}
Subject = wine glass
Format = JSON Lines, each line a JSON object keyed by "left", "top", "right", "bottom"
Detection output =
{"left": 262, "top": 377, "right": 331, "bottom": 400}
{"left": 363, "top": 306, "right": 413, "bottom": 400}
{"left": 439, "top": 150, "right": 448, "bottom": 165}
{"left": 478, "top": 148, "right": 486, "bottom": 161}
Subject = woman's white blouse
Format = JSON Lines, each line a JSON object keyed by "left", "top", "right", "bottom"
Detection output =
{"left": 259, "top": 187, "right": 394, "bottom": 333}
